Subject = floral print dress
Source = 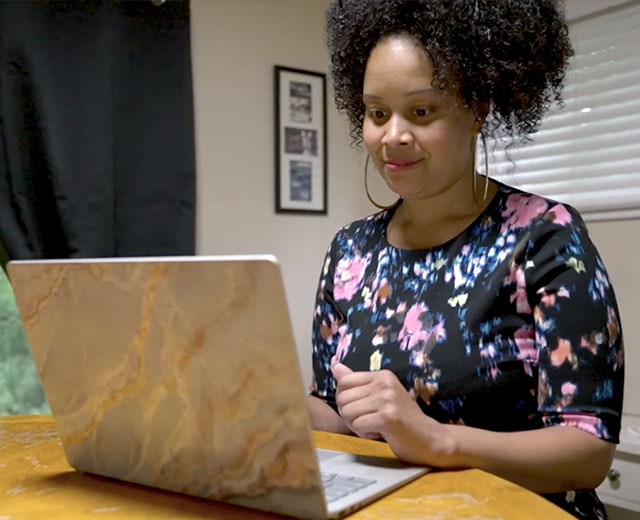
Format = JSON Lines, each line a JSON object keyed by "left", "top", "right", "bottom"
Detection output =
{"left": 310, "top": 182, "right": 624, "bottom": 519}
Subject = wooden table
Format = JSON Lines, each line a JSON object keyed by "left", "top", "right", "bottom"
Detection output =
{"left": 1, "top": 415, "right": 574, "bottom": 519}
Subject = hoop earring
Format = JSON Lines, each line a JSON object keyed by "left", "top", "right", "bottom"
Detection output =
{"left": 473, "top": 132, "right": 490, "bottom": 203}
{"left": 364, "top": 154, "right": 400, "bottom": 210}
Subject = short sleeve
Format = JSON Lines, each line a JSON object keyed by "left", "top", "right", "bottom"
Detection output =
{"left": 309, "top": 234, "right": 344, "bottom": 412}
{"left": 526, "top": 204, "right": 624, "bottom": 442}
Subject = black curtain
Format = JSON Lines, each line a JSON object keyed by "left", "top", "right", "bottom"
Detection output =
{"left": 0, "top": 0, "right": 195, "bottom": 269}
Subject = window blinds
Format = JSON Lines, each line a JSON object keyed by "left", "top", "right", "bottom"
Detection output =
{"left": 486, "top": 1, "right": 640, "bottom": 221}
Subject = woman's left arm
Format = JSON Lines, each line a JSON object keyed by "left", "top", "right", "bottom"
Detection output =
{"left": 444, "top": 420, "right": 615, "bottom": 493}
{"left": 332, "top": 362, "right": 615, "bottom": 494}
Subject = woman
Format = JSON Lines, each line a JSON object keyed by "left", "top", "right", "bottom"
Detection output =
{"left": 306, "top": 1, "right": 624, "bottom": 518}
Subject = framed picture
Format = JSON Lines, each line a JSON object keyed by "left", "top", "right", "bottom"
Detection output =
{"left": 274, "top": 66, "right": 327, "bottom": 214}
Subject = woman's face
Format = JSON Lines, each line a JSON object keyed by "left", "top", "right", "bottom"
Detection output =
{"left": 362, "top": 35, "right": 479, "bottom": 201}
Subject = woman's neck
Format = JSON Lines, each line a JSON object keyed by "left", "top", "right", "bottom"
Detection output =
{"left": 387, "top": 174, "right": 499, "bottom": 250}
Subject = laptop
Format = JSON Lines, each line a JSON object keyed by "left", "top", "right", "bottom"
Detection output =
{"left": 7, "top": 255, "right": 429, "bottom": 520}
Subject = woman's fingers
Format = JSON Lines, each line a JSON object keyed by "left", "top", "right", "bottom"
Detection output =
{"left": 331, "top": 362, "right": 375, "bottom": 390}
{"left": 333, "top": 367, "right": 414, "bottom": 441}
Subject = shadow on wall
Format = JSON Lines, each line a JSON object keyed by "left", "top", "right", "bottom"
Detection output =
{"left": 0, "top": 269, "right": 49, "bottom": 415}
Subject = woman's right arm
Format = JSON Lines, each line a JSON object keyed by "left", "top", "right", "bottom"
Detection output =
{"left": 306, "top": 394, "right": 352, "bottom": 434}
{"left": 308, "top": 233, "right": 352, "bottom": 434}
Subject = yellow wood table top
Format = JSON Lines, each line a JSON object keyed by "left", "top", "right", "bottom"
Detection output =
{"left": 0, "top": 415, "right": 574, "bottom": 519}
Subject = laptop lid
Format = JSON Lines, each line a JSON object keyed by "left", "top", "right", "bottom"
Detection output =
{"left": 7, "top": 255, "right": 329, "bottom": 519}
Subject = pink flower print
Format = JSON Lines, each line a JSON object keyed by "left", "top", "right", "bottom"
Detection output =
{"left": 330, "top": 325, "right": 352, "bottom": 365}
{"left": 548, "top": 203, "right": 572, "bottom": 226}
{"left": 556, "top": 382, "right": 577, "bottom": 411}
{"left": 398, "top": 303, "right": 446, "bottom": 353}
{"left": 551, "top": 413, "right": 602, "bottom": 438}
{"left": 550, "top": 338, "right": 578, "bottom": 368}
{"left": 334, "top": 254, "right": 368, "bottom": 301}
{"left": 514, "top": 326, "right": 536, "bottom": 361}
{"left": 398, "top": 302, "right": 429, "bottom": 351}
{"left": 575, "top": 415, "right": 603, "bottom": 437}
{"left": 506, "top": 263, "right": 532, "bottom": 314}
{"left": 501, "top": 194, "right": 548, "bottom": 232}
{"left": 561, "top": 382, "right": 577, "bottom": 396}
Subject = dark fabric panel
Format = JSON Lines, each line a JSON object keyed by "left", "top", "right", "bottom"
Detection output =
{"left": 0, "top": 0, "right": 195, "bottom": 266}
{"left": 112, "top": 1, "right": 195, "bottom": 256}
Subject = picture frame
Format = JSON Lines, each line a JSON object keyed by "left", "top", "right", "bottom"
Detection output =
{"left": 274, "top": 66, "right": 327, "bottom": 214}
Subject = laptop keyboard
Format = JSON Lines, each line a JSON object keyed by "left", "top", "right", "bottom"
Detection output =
{"left": 321, "top": 472, "right": 378, "bottom": 503}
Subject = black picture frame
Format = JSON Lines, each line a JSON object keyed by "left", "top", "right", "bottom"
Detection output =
{"left": 274, "top": 66, "right": 327, "bottom": 215}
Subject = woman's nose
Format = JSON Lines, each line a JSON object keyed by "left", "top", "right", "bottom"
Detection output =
{"left": 381, "top": 114, "right": 413, "bottom": 147}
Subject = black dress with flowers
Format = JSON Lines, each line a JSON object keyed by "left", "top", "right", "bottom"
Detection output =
{"left": 310, "top": 182, "right": 624, "bottom": 519}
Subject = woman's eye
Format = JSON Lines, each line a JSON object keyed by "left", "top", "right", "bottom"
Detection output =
{"left": 414, "top": 107, "right": 431, "bottom": 117}
{"left": 368, "top": 109, "right": 387, "bottom": 120}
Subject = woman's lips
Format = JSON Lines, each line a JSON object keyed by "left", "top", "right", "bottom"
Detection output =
{"left": 384, "top": 159, "right": 423, "bottom": 172}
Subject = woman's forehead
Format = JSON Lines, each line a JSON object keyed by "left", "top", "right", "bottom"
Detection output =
{"left": 364, "top": 36, "right": 434, "bottom": 83}
{"left": 362, "top": 36, "right": 459, "bottom": 101}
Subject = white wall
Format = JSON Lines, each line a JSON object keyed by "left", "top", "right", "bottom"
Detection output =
{"left": 190, "top": 0, "right": 370, "bottom": 390}
{"left": 588, "top": 221, "right": 640, "bottom": 416}
{"left": 564, "top": 0, "right": 630, "bottom": 20}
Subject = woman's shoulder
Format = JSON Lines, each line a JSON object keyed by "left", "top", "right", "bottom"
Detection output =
{"left": 492, "top": 181, "right": 586, "bottom": 233}
{"left": 331, "top": 207, "right": 393, "bottom": 244}
{"left": 321, "top": 208, "right": 394, "bottom": 266}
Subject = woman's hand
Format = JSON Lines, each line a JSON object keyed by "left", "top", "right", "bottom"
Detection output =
{"left": 331, "top": 362, "right": 457, "bottom": 466}
{"left": 331, "top": 362, "right": 615, "bottom": 492}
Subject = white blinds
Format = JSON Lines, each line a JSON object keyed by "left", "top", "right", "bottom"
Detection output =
{"left": 486, "top": 1, "right": 640, "bottom": 221}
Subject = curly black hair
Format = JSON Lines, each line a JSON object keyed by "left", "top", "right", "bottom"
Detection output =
{"left": 326, "top": 0, "right": 573, "bottom": 144}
